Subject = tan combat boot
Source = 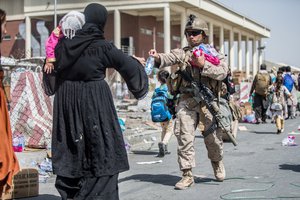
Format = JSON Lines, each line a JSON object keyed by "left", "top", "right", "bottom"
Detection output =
{"left": 175, "top": 169, "right": 194, "bottom": 190}
{"left": 211, "top": 160, "right": 226, "bottom": 182}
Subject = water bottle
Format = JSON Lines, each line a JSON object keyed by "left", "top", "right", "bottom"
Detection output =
{"left": 12, "top": 136, "right": 24, "bottom": 152}
{"left": 145, "top": 56, "right": 155, "bottom": 75}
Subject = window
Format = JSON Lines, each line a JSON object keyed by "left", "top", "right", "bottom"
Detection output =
{"left": 172, "top": 36, "right": 181, "bottom": 42}
{"left": 140, "top": 28, "right": 153, "bottom": 36}
{"left": 157, "top": 32, "right": 164, "bottom": 38}
{"left": 3, "top": 35, "right": 11, "bottom": 41}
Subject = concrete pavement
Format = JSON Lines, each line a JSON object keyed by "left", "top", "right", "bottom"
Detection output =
{"left": 16, "top": 116, "right": 300, "bottom": 200}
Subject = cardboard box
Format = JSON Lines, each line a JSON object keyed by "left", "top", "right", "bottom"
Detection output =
{"left": 2, "top": 168, "right": 39, "bottom": 199}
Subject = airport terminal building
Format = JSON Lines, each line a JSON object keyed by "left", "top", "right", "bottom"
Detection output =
{"left": 1, "top": 0, "right": 271, "bottom": 79}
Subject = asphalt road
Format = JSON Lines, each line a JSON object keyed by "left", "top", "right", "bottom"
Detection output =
{"left": 19, "top": 117, "right": 300, "bottom": 200}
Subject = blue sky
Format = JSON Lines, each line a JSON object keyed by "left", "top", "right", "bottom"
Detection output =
{"left": 217, "top": 0, "right": 300, "bottom": 68}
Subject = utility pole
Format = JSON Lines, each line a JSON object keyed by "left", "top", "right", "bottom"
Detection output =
{"left": 54, "top": 0, "right": 57, "bottom": 27}
{"left": 257, "top": 45, "right": 266, "bottom": 65}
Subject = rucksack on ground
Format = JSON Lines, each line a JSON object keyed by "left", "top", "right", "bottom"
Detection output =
{"left": 255, "top": 73, "right": 270, "bottom": 96}
{"left": 283, "top": 74, "right": 294, "bottom": 92}
{"left": 151, "top": 87, "right": 172, "bottom": 122}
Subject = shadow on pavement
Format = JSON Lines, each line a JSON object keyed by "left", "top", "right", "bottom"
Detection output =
{"left": 252, "top": 131, "right": 276, "bottom": 134}
{"left": 130, "top": 150, "right": 158, "bottom": 155}
{"left": 21, "top": 194, "right": 60, "bottom": 200}
{"left": 194, "top": 177, "right": 217, "bottom": 184}
{"left": 119, "top": 174, "right": 180, "bottom": 186}
{"left": 119, "top": 173, "right": 216, "bottom": 186}
{"left": 279, "top": 164, "right": 300, "bottom": 172}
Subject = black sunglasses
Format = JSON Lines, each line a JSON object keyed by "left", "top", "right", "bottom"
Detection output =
{"left": 186, "top": 30, "right": 203, "bottom": 36}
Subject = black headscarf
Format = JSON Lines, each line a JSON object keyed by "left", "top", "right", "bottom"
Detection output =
{"left": 84, "top": 3, "right": 107, "bottom": 32}
{"left": 55, "top": 3, "right": 108, "bottom": 71}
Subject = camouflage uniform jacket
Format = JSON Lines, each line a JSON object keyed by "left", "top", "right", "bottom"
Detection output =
{"left": 157, "top": 46, "right": 228, "bottom": 96}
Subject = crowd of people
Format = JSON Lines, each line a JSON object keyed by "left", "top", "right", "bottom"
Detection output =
{"left": 250, "top": 64, "right": 299, "bottom": 134}
{"left": 1, "top": 3, "right": 300, "bottom": 200}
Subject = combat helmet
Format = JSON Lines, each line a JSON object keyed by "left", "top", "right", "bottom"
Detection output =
{"left": 185, "top": 14, "right": 208, "bottom": 33}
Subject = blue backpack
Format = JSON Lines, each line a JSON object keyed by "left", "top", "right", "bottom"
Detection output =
{"left": 151, "top": 87, "right": 172, "bottom": 122}
{"left": 283, "top": 74, "right": 294, "bottom": 92}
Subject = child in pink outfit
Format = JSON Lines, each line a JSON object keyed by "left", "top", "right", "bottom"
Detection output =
{"left": 44, "top": 11, "right": 85, "bottom": 73}
{"left": 192, "top": 43, "right": 220, "bottom": 65}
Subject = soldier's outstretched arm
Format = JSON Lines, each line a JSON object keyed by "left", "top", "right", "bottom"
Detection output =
{"left": 149, "top": 48, "right": 185, "bottom": 69}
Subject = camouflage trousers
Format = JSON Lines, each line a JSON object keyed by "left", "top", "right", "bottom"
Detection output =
{"left": 174, "top": 95, "right": 224, "bottom": 170}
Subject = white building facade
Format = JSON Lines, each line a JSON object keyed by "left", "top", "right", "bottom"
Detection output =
{"left": 1, "top": 0, "right": 271, "bottom": 78}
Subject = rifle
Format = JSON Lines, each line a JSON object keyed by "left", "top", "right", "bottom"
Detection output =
{"left": 172, "top": 51, "right": 238, "bottom": 146}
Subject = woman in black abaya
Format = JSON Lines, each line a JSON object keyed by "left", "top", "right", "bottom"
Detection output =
{"left": 52, "top": 3, "right": 148, "bottom": 200}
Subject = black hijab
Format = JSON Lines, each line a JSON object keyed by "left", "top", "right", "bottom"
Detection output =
{"left": 84, "top": 3, "right": 107, "bottom": 33}
{"left": 55, "top": 3, "right": 108, "bottom": 71}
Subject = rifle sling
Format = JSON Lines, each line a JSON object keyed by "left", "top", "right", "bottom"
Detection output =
{"left": 202, "top": 123, "right": 218, "bottom": 138}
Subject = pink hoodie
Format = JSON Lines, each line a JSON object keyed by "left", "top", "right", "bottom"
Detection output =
{"left": 45, "top": 26, "right": 63, "bottom": 63}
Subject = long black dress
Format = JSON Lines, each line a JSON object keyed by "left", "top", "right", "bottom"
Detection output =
{"left": 52, "top": 23, "right": 148, "bottom": 179}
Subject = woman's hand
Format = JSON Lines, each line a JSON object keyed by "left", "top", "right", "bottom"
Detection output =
{"left": 132, "top": 55, "right": 146, "bottom": 66}
{"left": 44, "top": 62, "right": 54, "bottom": 74}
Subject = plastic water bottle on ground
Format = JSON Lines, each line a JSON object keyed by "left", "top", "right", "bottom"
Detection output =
{"left": 282, "top": 135, "right": 297, "bottom": 146}
{"left": 145, "top": 56, "right": 154, "bottom": 75}
{"left": 12, "top": 135, "right": 25, "bottom": 152}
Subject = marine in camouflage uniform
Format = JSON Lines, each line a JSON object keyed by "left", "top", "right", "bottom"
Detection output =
{"left": 149, "top": 14, "right": 228, "bottom": 189}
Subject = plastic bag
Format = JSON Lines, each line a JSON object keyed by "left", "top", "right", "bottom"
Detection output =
{"left": 282, "top": 135, "right": 297, "bottom": 146}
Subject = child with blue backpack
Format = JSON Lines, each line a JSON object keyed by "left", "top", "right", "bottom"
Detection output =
{"left": 151, "top": 70, "right": 173, "bottom": 157}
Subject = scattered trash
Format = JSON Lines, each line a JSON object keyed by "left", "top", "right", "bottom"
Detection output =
{"left": 136, "top": 160, "right": 162, "bottom": 165}
{"left": 39, "top": 158, "right": 53, "bottom": 172}
{"left": 36, "top": 158, "right": 53, "bottom": 183}
{"left": 39, "top": 174, "right": 50, "bottom": 183}
{"left": 143, "top": 137, "right": 156, "bottom": 145}
{"left": 30, "top": 160, "right": 38, "bottom": 168}
{"left": 238, "top": 126, "right": 248, "bottom": 131}
{"left": 282, "top": 135, "right": 297, "bottom": 146}
{"left": 118, "top": 118, "right": 126, "bottom": 133}
{"left": 289, "top": 131, "right": 300, "bottom": 135}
